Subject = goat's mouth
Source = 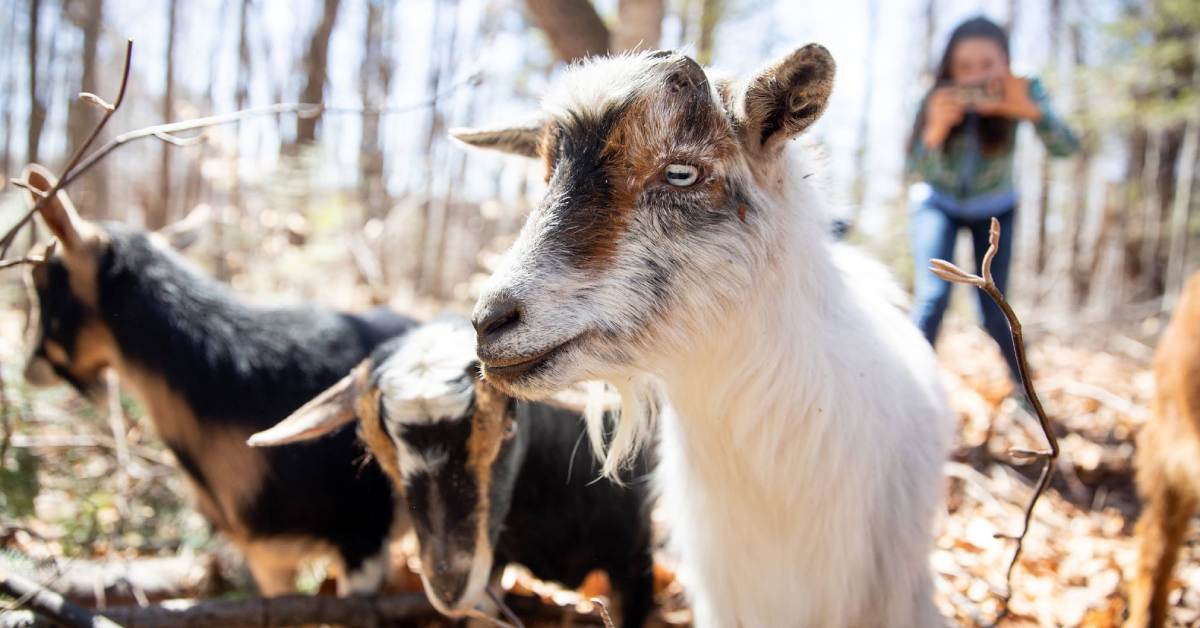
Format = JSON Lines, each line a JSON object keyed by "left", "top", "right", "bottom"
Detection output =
{"left": 480, "top": 336, "right": 578, "bottom": 384}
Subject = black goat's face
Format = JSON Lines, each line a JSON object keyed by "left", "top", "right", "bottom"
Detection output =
{"left": 388, "top": 378, "right": 522, "bottom": 616}
{"left": 249, "top": 319, "right": 526, "bottom": 617}
{"left": 25, "top": 251, "right": 111, "bottom": 396}
{"left": 19, "top": 165, "right": 114, "bottom": 396}
{"left": 362, "top": 321, "right": 523, "bottom": 616}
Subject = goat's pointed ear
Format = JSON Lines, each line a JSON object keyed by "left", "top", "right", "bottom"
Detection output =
{"left": 248, "top": 372, "right": 360, "bottom": 447}
{"left": 449, "top": 117, "right": 545, "bottom": 159}
{"left": 21, "top": 164, "right": 87, "bottom": 251}
{"left": 734, "top": 44, "right": 835, "bottom": 154}
{"left": 158, "top": 204, "right": 210, "bottom": 252}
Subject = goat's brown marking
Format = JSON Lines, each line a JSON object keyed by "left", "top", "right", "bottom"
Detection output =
{"left": 119, "top": 362, "right": 267, "bottom": 537}
{"left": 356, "top": 364, "right": 403, "bottom": 489}
{"left": 466, "top": 379, "right": 512, "bottom": 557}
{"left": 538, "top": 123, "right": 561, "bottom": 183}
{"left": 1130, "top": 271, "right": 1200, "bottom": 628}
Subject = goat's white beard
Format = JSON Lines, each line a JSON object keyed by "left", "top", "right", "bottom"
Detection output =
{"left": 583, "top": 374, "right": 663, "bottom": 479}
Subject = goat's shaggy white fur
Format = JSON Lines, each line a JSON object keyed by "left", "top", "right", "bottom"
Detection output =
{"left": 462, "top": 48, "right": 951, "bottom": 627}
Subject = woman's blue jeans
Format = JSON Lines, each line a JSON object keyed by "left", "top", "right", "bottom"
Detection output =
{"left": 910, "top": 201, "right": 1021, "bottom": 381}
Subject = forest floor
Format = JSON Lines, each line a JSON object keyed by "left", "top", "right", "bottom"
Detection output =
{"left": 0, "top": 298, "right": 1187, "bottom": 627}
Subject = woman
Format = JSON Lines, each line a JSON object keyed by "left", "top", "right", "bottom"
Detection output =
{"left": 908, "top": 16, "right": 1078, "bottom": 382}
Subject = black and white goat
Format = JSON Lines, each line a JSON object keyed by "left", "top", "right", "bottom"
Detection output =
{"left": 249, "top": 317, "right": 655, "bottom": 627}
{"left": 19, "top": 165, "right": 414, "bottom": 595}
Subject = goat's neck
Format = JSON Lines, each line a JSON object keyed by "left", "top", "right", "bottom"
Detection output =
{"left": 656, "top": 192, "right": 846, "bottom": 485}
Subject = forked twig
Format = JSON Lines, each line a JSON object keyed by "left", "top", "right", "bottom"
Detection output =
{"left": 929, "top": 217, "right": 1060, "bottom": 624}
{"left": 590, "top": 597, "right": 616, "bottom": 628}
{"left": 0, "top": 40, "right": 133, "bottom": 258}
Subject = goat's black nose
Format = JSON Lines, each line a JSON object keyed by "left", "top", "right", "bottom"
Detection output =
{"left": 473, "top": 293, "right": 522, "bottom": 344}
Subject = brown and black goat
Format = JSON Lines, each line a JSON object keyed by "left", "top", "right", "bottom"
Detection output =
{"left": 17, "top": 164, "right": 414, "bottom": 595}
{"left": 1128, "top": 271, "right": 1200, "bottom": 627}
{"left": 249, "top": 316, "right": 655, "bottom": 626}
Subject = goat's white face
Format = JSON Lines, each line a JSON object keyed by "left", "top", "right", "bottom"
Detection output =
{"left": 457, "top": 46, "right": 835, "bottom": 397}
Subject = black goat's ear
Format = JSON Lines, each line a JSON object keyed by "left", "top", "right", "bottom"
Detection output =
{"left": 732, "top": 44, "right": 835, "bottom": 154}
{"left": 248, "top": 372, "right": 359, "bottom": 447}
{"left": 449, "top": 117, "right": 545, "bottom": 159}
{"left": 22, "top": 164, "right": 87, "bottom": 252}
{"left": 158, "top": 204, "right": 210, "bottom": 252}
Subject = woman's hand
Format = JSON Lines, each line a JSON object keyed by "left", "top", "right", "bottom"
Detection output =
{"left": 922, "top": 87, "right": 965, "bottom": 148}
{"left": 975, "top": 74, "right": 1042, "bottom": 121}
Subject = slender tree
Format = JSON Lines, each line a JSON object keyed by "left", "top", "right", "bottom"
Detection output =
{"left": 524, "top": 0, "right": 608, "bottom": 62}
{"left": 150, "top": 0, "right": 179, "bottom": 229}
{"left": 64, "top": 0, "right": 106, "bottom": 215}
{"left": 26, "top": 0, "right": 45, "bottom": 165}
{"left": 294, "top": 0, "right": 341, "bottom": 145}
{"left": 614, "top": 0, "right": 664, "bottom": 52}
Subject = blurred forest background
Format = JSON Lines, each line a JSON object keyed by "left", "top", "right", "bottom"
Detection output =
{"left": 0, "top": 0, "right": 1198, "bottom": 626}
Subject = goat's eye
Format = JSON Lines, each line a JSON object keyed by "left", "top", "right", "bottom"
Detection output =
{"left": 503, "top": 420, "right": 518, "bottom": 441}
{"left": 665, "top": 164, "right": 699, "bottom": 187}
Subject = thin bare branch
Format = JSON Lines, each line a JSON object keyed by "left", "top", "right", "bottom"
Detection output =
{"left": 0, "top": 39, "right": 133, "bottom": 258}
{"left": 590, "top": 598, "right": 616, "bottom": 628}
{"left": 931, "top": 216, "right": 1060, "bottom": 624}
{"left": 152, "top": 130, "right": 206, "bottom": 147}
{"left": 8, "top": 180, "right": 46, "bottom": 199}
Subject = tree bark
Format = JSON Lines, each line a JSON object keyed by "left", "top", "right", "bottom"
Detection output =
{"left": 1067, "top": 20, "right": 1093, "bottom": 306}
{"left": 613, "top": 0, "right": 663, "bottom": 52}
{"left": 64, "top": 0, "right": 106, "bottom": 216}
{"left": 524, "top": 0, "right": 609, "bottom": 63}
{"left": 850, "top": 0, "right": 878, "bottom": 215}
{"left": 294, "top": 0, "right": 341, "bottom": 145}
{"left": 26, "top": 0, "right": 45, "bottom": 165}
{"left": 696, "top": 0, "right": 724, "bottom": 65}
{"left": 1164, "top": 115, "right": 1199, "bottom": 309}
{"left": 149, "top": 0, "right": 178, "bottom": 230}
{"left": 358, "top": 0, "right": 393, "bottom": 223}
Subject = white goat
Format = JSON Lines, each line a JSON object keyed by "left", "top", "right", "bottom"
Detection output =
{"left": 455, "top": 46, "right": 951, "bottom": 627}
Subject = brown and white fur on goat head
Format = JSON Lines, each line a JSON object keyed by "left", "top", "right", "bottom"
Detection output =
{"left": 454, "top": 46, "right": 951, "bottom": 626}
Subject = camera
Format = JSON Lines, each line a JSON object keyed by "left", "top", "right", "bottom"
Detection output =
{"left": 954, "top": 81, "right": 1002, "bottom": 107}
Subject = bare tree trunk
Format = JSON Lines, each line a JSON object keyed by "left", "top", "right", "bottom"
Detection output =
{"left": 696, "top": 0, "right": 724, "bottom": 65}
{"left": 414, "top": 0, "right": 447, "bottom": 293}
{"left": 2, "top": 4, "right": 20, "bottom": 178}
{"left": 423, "top": 0, "right": 464, "bottom": 297}
{"left": 1139, "top": 128, "right": 1164, "bottom": 294}
{"left": 215, "top": 0, "right": 251, "bottom": 282}
{"left": 850, "top": 0, "right": 877, "bottom": 215}
{"left": 1164, "top": 115, "right": 1199, "bottom": 308}
{"left": 26, "top": 0, "right": 45, "bottom": 165}
{"left": 64, "top": 0, "right": 106, "bottom": 215}
{"left": 1033, "top": 0, "right": 1063, "bottom": 278}
{"left": 1067, "top": 20, "right": 1092, "bottom": 306}
{"left": 676, "top": 0, "right": 693, "bottom": 47}
{"left": 294, "top": 0, "right": 341, "bottom": 145}
{"left": 613, "top": 0, "right": 664, "bottom": 52}
{"left": 524, "top": 0, "right": 609, "bottom": 63}
{"left": 919, "top": 0, "right": 936, "bottom": 84}
{"left": 359, "top": 0, "right": 393, "bottom": 223}
{"left": 149, "top": 0, "right": 178, "bottom": 230}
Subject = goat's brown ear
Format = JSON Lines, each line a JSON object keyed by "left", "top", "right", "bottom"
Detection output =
{"left": 157, "top": 204, "right": 210, "bottom": 251}
{"left": 21, "top": 164, "right": 86, "bottom": 251}
{"left": 734, "top": 44, "right": 835, "bottom": 153}
{"left": 248, "top": 372, "right": 360, "bottom": 447}
{"left": 449, "top": 117, "right": 545, "bottom": 159}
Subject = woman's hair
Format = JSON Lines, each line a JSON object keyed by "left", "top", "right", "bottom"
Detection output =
{"left": 908, "top": 16, "right": 1017, "bottom": 157}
